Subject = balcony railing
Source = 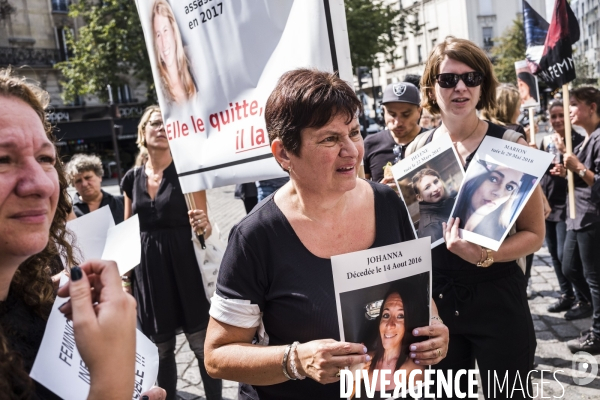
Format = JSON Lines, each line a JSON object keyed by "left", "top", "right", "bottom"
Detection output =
{"left": 0, "top": 47, "right": 61, "bottom": 67}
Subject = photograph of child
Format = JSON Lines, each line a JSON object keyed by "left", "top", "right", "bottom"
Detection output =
{"left": 393, "top": 139, "right": 464, "bottom": 248}
{"left": 515, "top": 60, "right": 540, "bottom": 107}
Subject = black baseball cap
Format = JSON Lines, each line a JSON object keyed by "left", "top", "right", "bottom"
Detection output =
{"left": 381, "top": 82, "right": 421, "bottom": 106}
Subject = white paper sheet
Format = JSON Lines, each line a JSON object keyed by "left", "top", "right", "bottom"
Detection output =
{"left": 66, "top": 206, "right": 140, "bottom": 274}
{"left": 101, "top": 214, "right": 141, "bottom": 275}
{"left": 30, "top": 277, "right": 158, "bottom": 400}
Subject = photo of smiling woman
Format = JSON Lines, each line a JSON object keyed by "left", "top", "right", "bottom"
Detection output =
{"left": 452, "top": 160, "right": 536, "bottom": 242}
{"left": 411, "top": 168, "right": 457, "bottom": 243}
{"left": 152, "top": 0, "right": 197, "bottom": 104}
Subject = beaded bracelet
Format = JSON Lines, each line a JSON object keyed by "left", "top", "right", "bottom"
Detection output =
{"left": 431, "top": 315, "right": 443, "bottom": 325}
{"left": 289, "top": 341, "right": 305, "bottom": 380}
{"left": 281, "top": 344, "right": 294, "bottom": 380}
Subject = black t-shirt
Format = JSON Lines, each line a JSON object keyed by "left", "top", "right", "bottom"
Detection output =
{"left": 72, "top": 189, "right": 124, "bottom": 224}
{"left": 363, "top": 128, "right": 427, "bottom": 182}
{"left": 216, "top": 181, "right": 415, "bottom": 400}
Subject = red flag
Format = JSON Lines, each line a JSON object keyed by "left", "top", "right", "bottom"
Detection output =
{"left": 532, "top": 0, "right": 580, "bottom": 90}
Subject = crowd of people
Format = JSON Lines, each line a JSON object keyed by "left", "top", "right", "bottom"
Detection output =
{"left": 1, "top": 33, "right": 599, "bottom": 400}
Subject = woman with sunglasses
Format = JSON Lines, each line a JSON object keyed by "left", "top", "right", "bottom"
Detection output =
{"left": 407, "top": 37, "right": 544, "bottom": 398}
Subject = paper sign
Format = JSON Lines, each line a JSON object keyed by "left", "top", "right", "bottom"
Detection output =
{"left": 67, "top": 206, "right": 141, "bottom": 274}
{"left": 101, "top": 215, "right": 142, "bottom": 275}
{"left": 391, "top": 134, "right": 465, "bottom": 248}
{"left": 134, "top": 0, "right": 353, "bottom": 192}
{"left": 450, "top": 136, "right": 554, "bottom": 251}
{"left": 30, "top": 277, "right": 158, "bottom": 400}
{"left": 330, "top": 238, "right": 431, "bottom": 394}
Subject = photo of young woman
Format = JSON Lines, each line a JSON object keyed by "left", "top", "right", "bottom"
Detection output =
{"left": 452, "top": 160, "right": 536, "bottom": 242}
{"left": 151, "top": 0, "right": 197, "bottom": 104}
{"left": 411, "top": 168, "right": 457, "bottom": 243}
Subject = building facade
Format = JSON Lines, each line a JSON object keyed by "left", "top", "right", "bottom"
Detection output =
{"left": 571, "top": 0, "right": 600, "bottom": 79}
{"left": 360, "top": 0, "right": 547, "bottom": 118}
{"left": 0, "top": 0, "right": 147, "bottom": 174}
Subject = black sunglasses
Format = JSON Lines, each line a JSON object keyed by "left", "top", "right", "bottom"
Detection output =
{"left": 436, "top": 72, "right": 485, "bottom": 89}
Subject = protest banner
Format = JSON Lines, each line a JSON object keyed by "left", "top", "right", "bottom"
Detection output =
{"left": 391, "top": 134, "right": 464, "bottom": 248}
{"left": 331, "top": 238, "right": 431, "bottom": 398}
{"left": 515, "top": 60, "right": 540, "bottom": 145}
{"left": 526, "top": 0, "right": 580, "bottom": 218}
{"left": 30, "top": 277, "right": 158, "bottom": 400}
{"left": 66, "top": 205, "right": 141, "bottom": 275}
{"left": 135, "top": 0, "right": 352, "bottom": 193}
{"left": 450, "top": 136, "right": 553, "bottom": 251}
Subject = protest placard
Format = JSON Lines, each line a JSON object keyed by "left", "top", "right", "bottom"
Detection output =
{"left": 30, "top": 277, "right": 158, "bottom": 400}
{"left": 515, "top": 60, "right": 540, "bottom": 108}
{"left": 450, "top": 136, "right": 554, "bottom": 251}
{"left": 391, "top": 134, "right": 464, "bottom": 248}
{"left": 66, "top": 205, "right": 141, "bottom": 275}
{"left": 135, "top": 0, "right": 352, "bottom": 192}
{"left": 331, "top": 237, "right": 431, "bottom": 397}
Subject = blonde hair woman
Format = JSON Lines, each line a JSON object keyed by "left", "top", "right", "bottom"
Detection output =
{"left": 481, "top": 84, "right": 523, "bottom": 133}
{"left": 152, "top": 0, "right": 197, "bottom": 103}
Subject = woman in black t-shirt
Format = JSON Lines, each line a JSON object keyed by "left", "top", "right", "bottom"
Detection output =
{"left": 415, "top": 37, "right": 544, "bottom": 399}
{"left": 204, "top": 69, "right": 449, "bottom": 400}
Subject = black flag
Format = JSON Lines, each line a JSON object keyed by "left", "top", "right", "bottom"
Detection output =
{"left": 531, "top": 0, "right": 580, "bottom": 90}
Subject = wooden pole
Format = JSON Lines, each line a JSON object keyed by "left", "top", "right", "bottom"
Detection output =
{"left": 528, "top": 107, "right": 536, "bottom": 145}
{"left": 562, "top": 84, "right": 576, "bottom": 220}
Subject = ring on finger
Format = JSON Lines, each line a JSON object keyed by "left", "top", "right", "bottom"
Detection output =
{"left": 335, "top": 369, "right": 341, "bottom": 378}
{"left": 437, "top": 348, "right": 442, "bottom": 358}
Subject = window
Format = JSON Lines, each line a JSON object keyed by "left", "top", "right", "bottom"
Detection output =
{"left": 403, "top": 46, "right": 408, "bottom": 66}
{"left": 431, "top": 38, "right": 437, "bottom": 49}
{"left": 417, "top": 45, "right": 422, "bottom": 64}
{"left": 55, "top": 27, "right": 73, "bottom": 61}
{"left": 482, "top": 27, "right": 494, "bottom": 49}
{"left": 51, "top": 0, "right": 69, "bottom": 12}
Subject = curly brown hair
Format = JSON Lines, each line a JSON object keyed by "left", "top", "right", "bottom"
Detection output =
{"left": 0, "top": 68, "right": 77, "bottom": 397}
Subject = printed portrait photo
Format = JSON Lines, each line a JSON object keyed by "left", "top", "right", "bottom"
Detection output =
{"left": 515, "top": 61, "right": 540, "bottom": 107}
{"left": 338, "top": 272, "right": 430, "bottom": 394}
{"left": 451, "top": 160, "right": 537, "bottom": 243}
{"left": 395, "top": 148, "right": 464, "bottom": 247}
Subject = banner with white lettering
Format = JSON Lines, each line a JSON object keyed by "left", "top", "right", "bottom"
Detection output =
{"left": 135, "top": 0, "right": 353, "bottom": 192}
{"left": 30, "top": 277, "right": 158, "bottom": 400}
{"left": 449, "top": 136, "right": 553, "bottom": 251}
{"left": 391, "top": 134, "right": 464, "bottom": 248}
{"left": 331, "top": 238, "right": 431, "bottom": 398}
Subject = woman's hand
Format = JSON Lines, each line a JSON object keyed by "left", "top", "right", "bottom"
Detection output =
{"left": 295, "top": 339, "right": 369, "bottom": 384}
{"left": 57, "top": 261, "right": 137, "bottom": 400}
{"left": 552, "top": 133, "right": 566, "bottom": 154}
{"left": 542, "top": 194, "right": 552, "bottom": 219}
{"left": 550, "top": 163, "right": 567, "bottom": 178}
{"left": 188, "top": 209, "right": 211, "bottom": 238}
{"left": 140, "top": 386, "right": 167, "bottom": 400}
{"left": 409, "top": 321, "right": 449, "bottom": 365}
{"left": 443, "top": 218, "right": 483, "bottom": 264}
{"left": 564, "top": 153, "right": 585, "bottom": 174}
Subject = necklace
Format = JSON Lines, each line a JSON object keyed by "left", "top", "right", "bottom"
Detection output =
{"left": 455, "top": 118, "right": 480, "bottom": 143}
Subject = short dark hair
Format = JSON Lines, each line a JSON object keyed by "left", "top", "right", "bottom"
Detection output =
{"left": 265, "top": 69, "right": 362, "bottom": 158}
{"left": 403, "top": 74, "right": 422, "bottom": 89}
{"left": 571, "top": 86, "right": 600, "bottom": 117}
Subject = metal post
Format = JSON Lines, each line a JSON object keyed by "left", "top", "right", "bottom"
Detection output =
{"left": 107, "top": 84, "right": 123, "bottom": 191}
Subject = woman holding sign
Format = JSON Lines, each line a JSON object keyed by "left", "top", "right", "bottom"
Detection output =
{"left": 552, "top": 87, "right": 600, "bottom": 354}
{"left": 405, "top": 37, "right": 544, "bottom": 398}
{"left": 204, "top": 69, "right": 449, "bottom": 400}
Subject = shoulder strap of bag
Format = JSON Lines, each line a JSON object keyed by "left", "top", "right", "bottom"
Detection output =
{"left": 405, "top": 130, "right": 435, "bottom": 157}
{"left": 502, "top": 129, "right": 523, "bottom": 144}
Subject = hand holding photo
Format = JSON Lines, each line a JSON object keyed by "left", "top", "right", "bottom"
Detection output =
{"left": 450, "top": 136, "right": 554, "bottom": 251}
{"left": 391, "top": 134, "right": 464, "bottom": 248}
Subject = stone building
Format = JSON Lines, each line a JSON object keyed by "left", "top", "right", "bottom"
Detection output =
{"left": 571, "top": 0, "right": 600, "bottom": 79}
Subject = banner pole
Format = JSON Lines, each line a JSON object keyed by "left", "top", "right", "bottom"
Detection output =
{"left": 184, "top": 193, "right": 206, "bottom": 249}
{"left": 562, "top": 84, "right": 576, "bottom": 220}
{"left": 528, "top": 107, "right": 536, "bottom": 145}
{"left": 323, "top": 0, "right": 339, "bottom": 73}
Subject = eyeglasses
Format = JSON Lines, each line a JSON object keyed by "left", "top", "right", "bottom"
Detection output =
{"left": 436, "top": 72, "right": 485, "bottom": 89}
{"left": 148, "top": 121, "right": 164, "bottom": 129}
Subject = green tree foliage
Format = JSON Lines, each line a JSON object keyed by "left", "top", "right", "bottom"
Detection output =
{"left": 55, "top": 0, "right": 154, "bottom": 103}
{"left": 490, "top": 17, "right": 526, "bottom": 83}
{"left": 345, "top": 0, "right": 419, "bottom": 70}
{"left": 572, "top": 51, "right": 599, "bottom": 87}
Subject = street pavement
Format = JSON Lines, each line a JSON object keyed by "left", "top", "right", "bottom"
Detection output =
{"left": 94, "top": 182, "right": 600, "bottom": 399}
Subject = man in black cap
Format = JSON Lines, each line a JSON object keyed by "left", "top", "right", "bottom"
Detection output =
{"left": 363, "top": 82, "right": 426, "bottom": 184}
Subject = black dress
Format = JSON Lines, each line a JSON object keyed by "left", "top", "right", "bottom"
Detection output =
{"left": 121, "top": 163, "right": 210, "bottom": 343}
